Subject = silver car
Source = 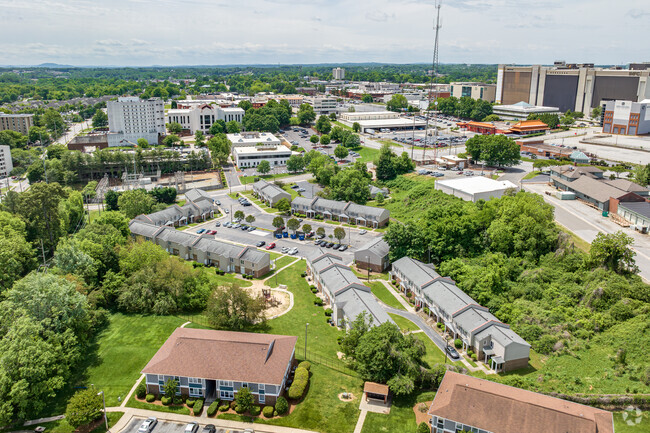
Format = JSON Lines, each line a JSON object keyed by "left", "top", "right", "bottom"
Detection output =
{"left": 138, "top": 417, "right": 157, "bottom": 433}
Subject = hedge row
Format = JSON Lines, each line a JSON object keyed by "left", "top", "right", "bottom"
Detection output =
{"left": 288, "top": 367, "right": 310, "bottom": 400}
{"left": 207, "top": 401, "right": 219, "bottom": 417}
{"left": 193, "top": 399, "right": 204, "bottom": 415}
{"left": 263, "top": 406, "right": 274, "bottom": 418}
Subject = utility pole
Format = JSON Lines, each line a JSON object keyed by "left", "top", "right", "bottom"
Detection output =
{"left": 304, "top": 322, "right": 309, "bottom": 360}
{"left": 422, "top": 0, "right": 442, "bottom": 166}
{"left": 367, "top": 255, "right": 370, "bottom": 281}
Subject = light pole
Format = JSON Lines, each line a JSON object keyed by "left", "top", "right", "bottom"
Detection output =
{"left": 97, "top": 390, "right": 108, "bottom": 431}
{"left": 366, "top": 255, "right": 370, "bottom": 281}
{"left": 304, "top": 322, "right": 309, "bottom": 360}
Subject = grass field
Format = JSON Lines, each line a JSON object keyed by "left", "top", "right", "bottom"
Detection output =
{"left": 369, "top": 281, "right": 405, "bottom": 310}
{"left": 613, "top": 410, "right": 650, "bottom": 433}
{"left": 522, "top": 170, "right": 542, "bottom": 180}
{"left": 240, "top": 172, "right": 301, "bottom": 185}
{"left": 388, "top": 313, "right": 419, "bottom": 332}
{"left": 361, "top": 391, "right": 435, "bottom": 433}
{"left": 334, "top": 121, "right": 353, "bottom": 131}
{"left": 201, "top": 268, "right": 253, "bottom": 287}
{"left": 34, "top": 411, "right": 124, "bottom": 433}
{"left": 356, "top": 146, "right": 380, "bottom": 164}
{"left": 273, "top": 255, "right": 299, "bottom": 270}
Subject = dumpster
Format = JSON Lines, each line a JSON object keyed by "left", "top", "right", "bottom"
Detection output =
{"left": 298, "top": 234, "right": 305, "bottom": 241}
{"left": 290, "top": 233, "right": 297, "bottom": 239}
{"left": 282, "top": 231, "right": 289, "bottom": 238}
{"left": 602, "top": 211, "right": 609, "bottom": 217}
{"left": 275, "top": 233, "right": 282, "bottom": 239}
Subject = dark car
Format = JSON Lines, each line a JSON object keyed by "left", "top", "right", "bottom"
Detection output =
{"left": 332, "top": 243, "right": 341, "bottom": 249}
{"left": 446, "top": 345, "right": 460, "bottom": 360}
{"left": 326, "top": 242, "right": 334, "bottom": 248}
{"left": 256, "top": 241, "right": 266, "bottom": 247}
{"left": 201, "top": 425, "right": 216, "bottom": 433}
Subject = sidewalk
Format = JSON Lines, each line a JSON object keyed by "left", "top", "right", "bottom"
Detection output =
{"left": 107, "top": 407, "right": 318, "bottom": 433}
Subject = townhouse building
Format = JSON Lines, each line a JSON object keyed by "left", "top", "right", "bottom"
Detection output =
{"left": 354, "top": 237, "right": 390, "bottom": 272}
{"left": 252, "top": 179, "right": 292, "bottom": 207}
{"left": 291, "top": 197, "right": 390, "bottom": 228}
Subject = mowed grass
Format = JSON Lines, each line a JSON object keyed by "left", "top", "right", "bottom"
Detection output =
{"left": 369, "top": 281, "right": 405, "bottom": 310}
{"left": 356, "top": 146, "right": 380, "bottom": 164}
{"left": 240, "top": 172, "right": 299, "bottom": 185}
{"left": 361, "top": 391, "right": 436, "bottom": 433}
{"left": 613, "top": 411, "right": 650, "bottom": 433}
{"left": 201, "top": 267, "right": 252, "bottom": 287}
{"left": 273, "top": 255, "right": 299, "bottom": 270}
{"left": 388, "top": 313, "right": 419, "bottom": 332}
{"left": 35, "top": 411, "right": 124, "bottom": 433}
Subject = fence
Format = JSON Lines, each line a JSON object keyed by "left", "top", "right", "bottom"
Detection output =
{"left": 302, "top": 349, "right": 359, "bottom": 378}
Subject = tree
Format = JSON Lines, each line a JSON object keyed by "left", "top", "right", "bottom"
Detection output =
{"left": 287, "top": 218, "right": 300, "bottom": 233}
{"left": 167, "top": 122, "right": 182, "bottom": 134}
{"left": 297, "top": 104, "right": 316, "bottom": 125}
{"left": 375, "top": 143, "right": 397, "bottom": 181}
{"left": 329, "top": 168, "right": 371, "bottom": 204}
{"left": 272, "top": 216, "right": 285, "bottom": 230}
{"left": 0, "top": 211, "right": 35, "bottom": 291}
{"left": 91, "top": 110, "right": 108, "bottom": 128}
{"left": 591, "top": 106, "right": 602, "bottom": 119}
{"left": 465, "top": 134, "right": 521, "bottom": 167}
{"left": 286, "top": 154, "right": 304, "bottom": 173}
{"left": 483, "top": 114, "right": 500, "bottom": 122}
{"left": 43, "top": 108, "right": 66, "bottom": 136}
{"left": 590, "top": 231, "right": 638, "bottom": 274}
{"left": 137, "top": 138, "right": 149, "bottom": 148}
{"left": 386, "top": 94, "right": 408, "bottom": 112}
{"left": 334, "top": 145, "right": 348, "bottom": 160}
{"left": 310, "top": 135, "right": 319, "bottom": 144}
{"left": 164, "top": 378, "right": 179, "bottom": 398}
{"left": 206, "top": 285, "right": 266, "bottom": 330}
{"left": 0, "top": 130, "right": 28, "bottom": 149}
{"left": 117, "top": 189, "right": 156, "bottom": 219}
{"left": 361, "top": 94, "right": 373, "bottom": 103}
{"left": 235, "top": 386, "right": 254, "bottom": 412}
{"left": 195, "top": 130, "right": 205, "bottom": 145}
{"left": 417, "top": 422, "right": 430, "bottom": 433}
{"left": 348, "top": 106, "right": 356, "bottom": 113}
{"left": 18, "top": 182, "right": 68, "bottom": 256}
{"left": 65, "top": 387, "right": 103, "bottom": 428}
{"left": 257, "top": 160, "right": 271, "bottom": 174}
{"left": 320, "top": 134, "right": 331, "bottom": 145}
{"left": 226, "top": 121, "right": 241, "bottom": 133}
{"left": 234, "top": 210, "right": 245, "bottom": 221}
{"left": 245, "top": 215, "right": 256, "bottom": 224}
{"left": 302, "top": 223, "right": 312, "bottom": 234}
{"left": 343, "top": 133, "right": 360, "bottom": 149}
{"left": 206, "top": 134, "right": 232, "bottom": 166}
{"left": 163, "top": 134, "right": 181, "bottom": 147}
{"left": 104, "top": 189, "right": 120, "bottom": 211}
{"left": 334, "top": 227, "right": 346, "bottom": 243}
{"left": 28, "top": 126, "right": 49, "bottom": 144}
{"left": 316, "top": 115, "right": 332, "bottom": 134}
{"left": 375, "top": 192, "right": 385, "bottom": 204}
{"left": 316, "top": 227, "right": 325, "bottom": 238}
{"left": 352, "top": 122, "right": 361, "bottom": 133}
{"left": 329, "top": 112, "right": 337, "bottom": 121}
{"left": 275, "top": 198, "right": 290, "bottom": 212}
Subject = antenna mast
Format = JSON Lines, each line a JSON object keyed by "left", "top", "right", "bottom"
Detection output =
{"left": 423, "top": 0, "right": 442, "bottom": 164}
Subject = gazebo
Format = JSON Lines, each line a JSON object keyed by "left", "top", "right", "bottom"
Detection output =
{"left": 364, "top": 382, "right": 390, "bottom": 404}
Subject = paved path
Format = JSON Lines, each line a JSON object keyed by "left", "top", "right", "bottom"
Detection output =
{"left": 352, "top": 409, "right": 367, "bottom": 433}
{"left": 107, "top": 407, "right": 318, "bottom": 433}
{"left": 24, "top": 416, "right": 65, "bottom": 426}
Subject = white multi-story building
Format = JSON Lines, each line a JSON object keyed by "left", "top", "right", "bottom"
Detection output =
{"left": 306, "top": 96, "right": 337, "bottom": 115}
{"left": 226, "top": 132, "right": 281, "bottom": 148}
{"left": 107, "top": 97, "right": 165, "bottom": 147}
{"left": 166, "top": 104, "right": 244, "bottom": 134}
{"left": 271, "top": 95, "right": 304, "bottom": 108}
{"left": 450, "top": 82, "right": 497, "bottom": 102}
{"left": 0, "top": 145, "right": 13, "bottom": 177}
{"left": 332, "top": 67, "right": 345, "bottom": 80}
{"left": 232, "top": 145, "right": 293, "bottom": 169}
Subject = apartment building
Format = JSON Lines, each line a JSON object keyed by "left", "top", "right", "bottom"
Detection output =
{"left": 166, "top": 104, "right": 244, "bottom": 134}
{"left": 291, "top": 196, "right": 390, "bottom": 228}
{"left": 602, "top": 99, "right": 650, "bottom": 135}
{"left": 0, "top": 145, "right": 13, "bottom": 177}
{"left": 107, "top": 97, "right": 165, "bottom": 147}
{"left": 332, "top": 67, "right": 345, "bottom": 80}
{"left": 0, "top": 113, "right": 34, "bottom": 134}
{"left": 306, "top": 96, "right": 337, "bottom": 115}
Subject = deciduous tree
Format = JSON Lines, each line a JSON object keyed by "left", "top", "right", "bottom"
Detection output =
{"left": 65, "top": 387, "right": 103, "bottom": 428}
{"left": 257, "top": 160, "right": 271, "bottom": 174}
{"left": 206, "top": 285, "right": 266, "bottom": 330}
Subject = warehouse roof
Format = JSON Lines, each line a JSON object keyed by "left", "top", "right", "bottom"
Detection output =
{"left": 436, "top": 177, "right": 518, "bottom": 195}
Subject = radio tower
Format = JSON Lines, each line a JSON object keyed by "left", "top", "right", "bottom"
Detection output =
{"left": 423, "top": 0, "right": 442, "bottom": 165}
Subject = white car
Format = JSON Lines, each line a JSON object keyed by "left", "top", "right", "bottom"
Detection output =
{"left": 138, "top": 417, "right": 157, "bottom": 433}
{"left": 289, "top": 247, "right": 299, "bottom": 255}
{"left": 184, "top": 423, "right": 199, "bottom": 433}
{"left": 359, "top": 230, "right": 368, "bottom": 235}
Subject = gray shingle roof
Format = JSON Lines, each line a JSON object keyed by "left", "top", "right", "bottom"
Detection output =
{"left": 319, "top": 265, "right": 361, "bottom": 296}
{"left": 238, "top": 247, "right": 270, "bottom": 265}
{"left": 254, "top": 180, "right": 291, "bottom": 201}
{"left": 335, "top": 288, "right": 394, "bottom": 326}
{"left": 619, "top": 201, "right": 650, "bottom": 219}
{"left": 185, "top": 188, "right": 212, "bottom": 203}
{"left": 452, "top": 305, "right": 496, "bottom": 333}
{"left": 604, "top": 179, "right": 649, "bottom": 193}
{"left": 140, "top": 205, "right": 185, "bottom": 225}
{"left": 291, "top": 196, "right": 313, "bottom": 208}
{"left": 392, "top": 256, "right": 440, "bottom": 288}
{"left": 312, "top": 197, "right": 349, "bottom": 214}
{"left": 552, "top": 175, "right": 627, "bottom": 203}
{"left": 356, "top": 237, "right": 390, "bottom": 258}
{"left": 155, "top": 226, "right": 198, "bottom": 246}
{"left": 422, "top": 279, "right": 475, "bottom": 316}
{"left": 475, "top": 323, "right": 530, "bottom": 348}
{"left": 129, "top": 220, "right": 164, "bottom": 238}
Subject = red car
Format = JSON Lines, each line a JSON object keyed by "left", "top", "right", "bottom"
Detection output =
{"left": 266, "top": 242, "right": 276, "bottom": 250}
{"left": 207, "top": 230, "right": 217, "bottom": 235}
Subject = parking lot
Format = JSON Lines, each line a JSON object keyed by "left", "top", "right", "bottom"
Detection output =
{"left": 125, "top": 418, "right": 243, "bottom": 433}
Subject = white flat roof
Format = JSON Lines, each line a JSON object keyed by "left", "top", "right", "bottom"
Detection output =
{"left": 227, "top": 132, "right": 281, "bottom": 144}
{"left": 436, "top": 177, "right": 518, "bottom": 194}
{"left": 356, "top": 118, "right": 427, "bottom": 127}
{"left": 233, "top": 146, "right": 292, "bottom": 155}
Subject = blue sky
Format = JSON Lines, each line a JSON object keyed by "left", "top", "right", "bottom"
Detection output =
{"left": 0, "top": 0, "right": 648, "bottom": 66}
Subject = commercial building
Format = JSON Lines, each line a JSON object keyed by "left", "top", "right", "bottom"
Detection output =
{"left": 354, "top": 237, "right": 390, "bottom": 273}
{"left": 435, "top": 177, "right": 518, "bottom": 202}
{"left": 107, "top": 97, "right": 165, "bottom": 147}
{"left": 143, "top": 328, "right": 296, "bottom": 404}
{"left": 517, "top": 140, "right": 569, "bottom": 159}
{"left": 456, "top": 121, "right": 497, "bottom": 135}
{"left": 306, "top": 248, "right": 393, "bottom": 328}
{"left": 252, "top": 179, "right": 291, "bottom": 207}
{"left": 617, "top": 201, "right": 650, "bottom": 231}
{"left": 391, "top": 257, "right": 530, "bottom": 372}
{"left": 226, "top": 132, "right": 281, "bottom": 148}
{"left": 492, "top": 101, "right": 561, "bottom": 121}
{"left": 0, "top": 113, "right": 34, "bottom": 134}
{"left": 232, "top": 145, "right": 292, "bottom": 169}
{"left": 496, "top": 62, "right": 650, "bottom": 113}
{"left": 450, "top": 82, "right": 496, "bottom": 102}
{"left": 166, "top": 104, "right": 244, "bottom": 134}
{"left": 339, "top": 111, "right": 427, "bottom": 133}
{"left": 0, "top": 145, "right": 13, "bottom": 177}
{"left": 429, "top": 371, "right": 614, "bottom": 433}
{"left": 271, "top": 95, "right": 304, "bottom": 108}
{"left": 332, "top": 67, "right": 345, "bottom": 80}
{"left": 602, "top": 99, "right": 650, "bottom": 136}
{"left": 291, "top": 196, "right": 390, "bottom": 228}
{"left": 306, "top": 96, "right": 337, "bottom": 115}
{"left": 507, "top": 119, "right": 549, "bottom": 135}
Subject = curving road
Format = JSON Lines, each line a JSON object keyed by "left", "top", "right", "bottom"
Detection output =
{"left": 382, "top": 305, "right": 447, "bottom": 352}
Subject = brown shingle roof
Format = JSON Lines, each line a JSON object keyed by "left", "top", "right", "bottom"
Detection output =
{"left": 364, "top": 382, "right": 389, "bottom": 396}
{"left": 142, "top": 328, "right": 296, "bottom": 386}
{"left": 428, "top": 372, "right": 613, "bottom": 433}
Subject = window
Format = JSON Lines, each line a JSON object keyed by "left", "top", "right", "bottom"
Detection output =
{"left": 241, "top": 383, "right": 248, "bottom": 388}
{"left": 259, "top": 390, "right": 265, "bottom": 404}
{"left": 189, "top": 387, "right": 203, "bottom": 397}
{"left": 219, "top": 380, "right": 233, "bottom": 387}
{"left": 189, "top": 377, "right": 203, "bottom": 384}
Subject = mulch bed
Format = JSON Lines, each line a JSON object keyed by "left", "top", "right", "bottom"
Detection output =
{"left": 413, "top": 401, "right": 433, "bottom": 426}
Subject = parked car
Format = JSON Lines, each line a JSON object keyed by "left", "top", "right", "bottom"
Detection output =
{"left": 289, "top": 247, "right": 298, "bottom": 255}
{"left": 317, "top": 234, "right": 325, "bottom": 239}
{"left": 332, "top": 243, "right": 341, "bottom": 249}
{"left": 359, "top": 230, "right": 367, "bottom": 235}
{"left": 291, "top": 184, "right": 299, "bottom": 189}
{"left": 256, "top": 241, "right": 266, "bottom": 247}
{"left": 206, "top": 230, "right": 217, "bottom": 235}
{"left": 464, "top": 171, "right": 474, "bottom": 176}
{"left": 233, "top": 223, "right": 241, "bottom": 228}
{"left": 138, "top": 417, "right": 157, "bottom": 433}
{"left": 338, "top": 245, "right": 348, "bottom": 251}
{"left": 248, "top": 226, "right": 256, "bottom": 231}
{"left": 196, "top": 229, "right": 206, "bottom": 234}
{"left": 215, "top": 200, "right": 221, "bottom": 205}
{"left": 225, "top": 209, "right": 229, "bottom": 214}
{"left": 446, "top": 346, "right": 460, "bottom": 360}
{"left": 281, "top": 247, "right": 289, "bottom": 253}
{"left": 184, "top": 423, "right": 199, "bottom": 433}
{"left": 240, "top": 225, "right": 249, "bottom": 230}
{"left": 214, "top": 222, "right": 221, "bottom": 227}
{"left": 201, "top": 425, "right": 216, "bottom": 433}
{"left": 266, "top": 242, "right": 276, "bottom": 250}
{"left": 326, "top": 242, "right": 334, "bottom": 248}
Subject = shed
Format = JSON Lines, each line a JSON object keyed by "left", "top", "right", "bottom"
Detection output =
{"left": 364, "top": 382, "right": 389, "bottom": 403}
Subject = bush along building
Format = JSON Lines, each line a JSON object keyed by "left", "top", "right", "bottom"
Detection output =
{"left": 390, "top": 257, "right": 530, "bottom": 372}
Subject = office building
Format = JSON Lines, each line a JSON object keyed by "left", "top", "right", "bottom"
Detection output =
{"left": 166, "top": 104, "right": 244, "bottom": 134}
{"left": 450, "top": 82, "right": 496, "bottom": 102}
{"left": 602, "top": 100, "right": 650, "bottom": 135}
{"left": 226, "top": 132, "right": 281, "bottom": 148}
{"left": 339, "top": 111, "right": 426, "bottom": 132}
{"left": 306, "top": 96, "right": 337, "bottom": 115}
{"left": 332, "top": 67, "right": 345, "bottom": 80}
{"left": 271, "top": 95, "right": 304, "bottom": 108}
{"left": 0, "top": 145, "right": 13, "bottom": 177}
{"left": 107, "top": 97, "right": 165, "bottom": 147}
{"left": 492, "top": 101, "right": 561, "bottom": 121}
{"left": 232, "top": 145, "right": 292, "bottom": 169}
{"left": 496, "top": 62, "right": 650, "bottom": 113}
{"left": 0, "top": 113, "right": 34, "bottom": 134}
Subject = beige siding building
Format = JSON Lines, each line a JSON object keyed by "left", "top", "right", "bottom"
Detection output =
{"left": 0, "top": 113, "right": 34, "bottom": 134}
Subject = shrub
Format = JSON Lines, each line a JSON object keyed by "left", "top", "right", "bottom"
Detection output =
{"left": 436, "top": 322, "right": 443, "bottom": 329}
{"left": 193, "top": 399, "right": 204, "bottom": 415}
{"left": 324, "top": 308, "right": 333, "bottom": 316}
{"left": 423, "top": 307, "right": 430, "bottom": 315}
{"left": 186, "top": 398, "right": 196, "bottom": 408}
{"left": 294, "top": 366, "right": 309, "bottom": 382}
{"left": 173, "top": 396, "right": 183, "bottom": 405}
{"left": 311, "top": 287, "right": 318, "bottom": 293}
{"left": 263, "top": 406, "right": 274, "bottom": 418}
{"left": 314, "top": 297, "right": 323, "bottom": 306}
{"left": 275, "top": 396, "right": 289, "bottom": 415}
{"left": 288, "top": 380, "right": 308, "bottom": 400}
{"left": 467, "top": 350, "right": 474, "bottom": 357}
{"left": 471, "top": 354, "right": 477, "bottom": 361}
{"left": 309, "top": 285, "right": 316, "bottom": 290}
{"left": 250, "top": 405, "right": 261, "bottom": 416}
{"left": 219, "top": 404, "right": 230, "bottom": 412}
{"left": 235, "top": 405, "right": 246, "bottom": 414}
{"left": 135, "top": 383, "right": 147, "bottom": 399}
{"left": 207, "top": 401, "right": 219, "bottom": 417}
{"left": 301, "top": 272, "right": 307, "bottom": 277}
{"left": 145, "top": 394, "right": 155, "bottom": 403}
{"left": 161, "top": 396, "right": 172, "bottom": 406}
{"left": 454, "top": 339, "right": 462, "bottom": 349}
{"left": 298, "top": 361, "right": 311, "bottom": 371}
{"left": 230, "top": 401, "right": 237, "bottom": 409}
{"left": 417, "top": 421, "right": 430, "bottom": 433}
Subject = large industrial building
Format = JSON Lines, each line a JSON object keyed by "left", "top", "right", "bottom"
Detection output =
{"left": 496, "top": 62, "right": 650, "bottom": 113}
{"left": 602, "top": 100, "right": 650, "bottom": 135}
{"left": 107, "top": 97, "right": 166, "bottom": 147}
{"left": 339, "top": 111, "right": 426, "bottom": 132}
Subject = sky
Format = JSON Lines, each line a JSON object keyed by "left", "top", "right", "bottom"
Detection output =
{"left": 0, "top": 0, "right": 648, "bottom": 66}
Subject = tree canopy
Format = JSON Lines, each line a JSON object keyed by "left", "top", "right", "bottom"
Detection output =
{"left": 465, "top": 134, "right": 521, "bottom": 167}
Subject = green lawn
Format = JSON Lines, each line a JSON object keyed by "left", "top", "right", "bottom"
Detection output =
{"left": 388, "top": 313, "right": 419, "bottom": 332}
{"left": 33, "top": 412, "right": 124, "bottom": 433}
{"left": 522, "top": 170, "right": 542, "bottom": 180}
{"left": 125, "top": 391, "right": 191, "bottom": 415}
{"left": 361, "top": 391, "right": 435, "bottom": 433}
{"left": 557, "top": 224, "right": 591, "bottom": 253}
{"left": 201, "top": 267, "right": 253, "bottom": 287}
{"left": 334, "top": 121, "right": 353, "bottom": 131}
{"left": 240, "top": 172, "right": 301, "bottom": 185}
{"left": 613, "top": 411, "right": 650, "bottom": 433}
{"left": 356, "top": 146, "right": 380, "bottom": 164}
{"left": 369, "top": 282, "right": 405, "bottom": 310}
{"left": 273, "top": 255, "right": 298, "bottom": 270}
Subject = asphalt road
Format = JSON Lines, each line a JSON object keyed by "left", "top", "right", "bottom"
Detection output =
{"left": 126, "top": 418, "right": 241, "bottom": 433}
{"left": 382, "top": 306, "right": 449, "bottom": 353}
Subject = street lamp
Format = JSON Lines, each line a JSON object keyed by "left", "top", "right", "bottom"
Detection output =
{"left": 97, "top": 390, "right": 108, "bottom": 431}
{"left": 304, "top": 322, "right": 309, "bottom": 360}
